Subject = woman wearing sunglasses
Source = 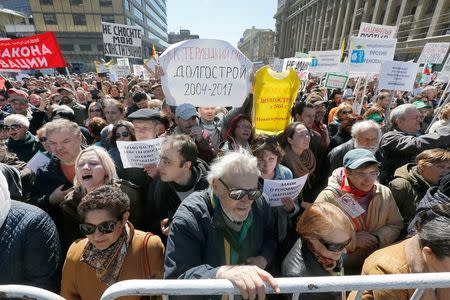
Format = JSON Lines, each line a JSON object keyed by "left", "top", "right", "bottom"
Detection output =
{"left": 61, "top": 146, "right": 143, "bottom": 246}
{"left": 282, "top": 202, "right": 353, "bottom": 300}
{"left": 107, "top": 120, "right": 137, "bottom": 175}
{"left": 61, "top": 185, "right": 164, "bottom": 300}
{"left": 328, "top": 104, "right": 353, "bottom": 137}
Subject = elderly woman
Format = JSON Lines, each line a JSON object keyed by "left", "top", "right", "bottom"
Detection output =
{"left": 61, "top": 146, "right": 142, "bottom": 244}
{"left": 4, "top": 114, "right": 44, "bottom": 162}
{"left": 282, "top": 202, "right": 354, "bottom": 300}
{"left": 61, "top": 185, "right": 164, "bottom": 300}
{"left": 220, "top": 114, "right": 254, "bottom": 152}
{"left": 316, "top": 148, "right": 403, "bottom": 273}
{"left": 328, "top": 104, "right": 353, "bottom": 137}
{"left": 389, "top": 148, "right": 450, "bottom": 233}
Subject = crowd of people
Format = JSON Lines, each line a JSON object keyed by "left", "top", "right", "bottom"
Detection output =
{"left": 0, "top": 70, "right": 449, "bottom": 300}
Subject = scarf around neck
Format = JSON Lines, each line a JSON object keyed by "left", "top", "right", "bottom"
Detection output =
{"left": 283, "top": 146, "right": 316, "bottom": 178}
{"left": 80, "top": 222, "right": 131, "bottom": 286}
{"left": 340, "top": 172, "right": 375, "bottom": 198}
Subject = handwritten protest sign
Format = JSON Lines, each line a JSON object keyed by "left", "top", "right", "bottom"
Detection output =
{"left": 0, "top": 32, "right": 66, "bottom": 70}
{"left": 263, "top": 174, "right": 308, "bottom": 207}
{"left": 308, "top": 50, "right": 341, "bottom": 74}
{"left": 116, "top": 138, "right": 164, "bottom": 168}
{"left": 159, "top": 39, "right": 253, "bottom": 107}
{"left": 324, "top": 73, "right": 349, "bottom": 89}
{"left": 378, "top": 61, "right": 419, "bottom": 92}
{"left": 358, "top": 22, "right": 397, "bottom": 39}
{"left": 102, "top": 22, "right": 142, "bottom": 59}
{"left": 348, "top": 37, "right": 396, "bottom": 73}
{"left": 26, "top": 151, "right": 50, "bottom": 174}
{"left": 417, "top": 43, "right": 450, "bottom": 64}
{"left": 253, "top": 66, "right": 300, "bottom": 134}
{"left": 109, "top": 65, "right": 130, "bottom": 81}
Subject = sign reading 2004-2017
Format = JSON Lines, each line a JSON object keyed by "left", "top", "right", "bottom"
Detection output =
{"left": 102, "top": 22, "right": 142, "bottom": 59}
{"left": 160, "top": 39, "right": 253, "bottom": 107}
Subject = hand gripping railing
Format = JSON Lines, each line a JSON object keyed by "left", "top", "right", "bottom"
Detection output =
{"left": 100, "top": 272, "right": 450, "bottom": 300}
{"left": 0, "top": 285, "right": 64, "bottom": 300}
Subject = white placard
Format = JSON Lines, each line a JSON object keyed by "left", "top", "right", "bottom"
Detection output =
{"left": 102, "top": 22, "right": 142, "bottom": 59}
{"left": 272, "top": 58, "right": 284, "bottom": 72}
{"left": 109, "top": 65, "right": 130, "bottom": 80}
{"left": 308, "top": 50, "right": 342, "bottom": 74}
{"left": 358, "top": 22, "right": 397, "bottom": 39}
{"left": 378, "top": 61, "right": 419, "bottom": 92}
{"left": 348, "top": 37, "right": 396, "bottom": 73}
{"left": 324, "top": 73, "right": 349, "bottom": 89}
{"left": 160, "top": 39, "right": 253, "bottom": 107}
{"left": 440, "top": 55, "right": 450, "bottom": 76}
{"left": 116, "top": 138, "right": 164, "bottom": 168}
{"left": 417, "top": 43, "right": 450, "bottom": 64}
{"left": 133, "top": 64, "right": 144, "bottom": 77}
{"left": 283, "top": 57, "right": 311, "bottom": 72}
{"left": 26, "top": 151, "right": 50, "bottom": 174}
{"left": 263, "top": 174, "right": 308, "bottom": 207}
{"left": 117, "top": 58, "right": 130, "bottom": 67}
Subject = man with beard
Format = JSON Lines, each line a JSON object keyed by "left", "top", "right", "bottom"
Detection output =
{"left": 306, "top": 93, "right": 330, "bottom": 148}
{"left": 56, "top": 87, "right": 87, "bottom": 126}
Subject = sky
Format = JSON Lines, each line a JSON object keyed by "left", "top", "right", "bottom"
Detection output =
{"left": 167, "top": 0, "right": 277, "bottom": 47}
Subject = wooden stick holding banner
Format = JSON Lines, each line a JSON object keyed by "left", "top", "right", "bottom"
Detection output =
{"left": 357, "top": 73, "right": 369, "bottom": 115}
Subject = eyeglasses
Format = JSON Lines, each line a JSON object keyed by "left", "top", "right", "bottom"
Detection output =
{"left": 79, "top": 219, "right": 120, "bottom": 235}
{"left": 351, "top": 170, "right": 380, "bottom": 178}
{"left": 340, "top": 110, "right": 353, "bottom": 114}
{"left": 115, "top": 131, "right": 130, "bottom": 138}
{"left": 4, "top": 124, "right": 22, "bottom": 131}
{"left": 218, "top": 178, "right": 263, "bottom": 200}
{"left": 319, "top": 237, "right": 351, "bottom": 252}
{"left": 236, "top": 124, "right": 252, "bottom": 130}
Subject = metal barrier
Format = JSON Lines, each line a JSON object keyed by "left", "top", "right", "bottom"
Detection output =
{"left": 0, "top": 285, "right": 64, "bottom": 300}
{"left": 100, "top": 273, "right": 450, "bottom": 300}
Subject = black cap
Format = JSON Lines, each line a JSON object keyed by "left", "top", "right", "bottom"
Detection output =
{"left": 127, "top": 108, "right": 161, "bottom": 121}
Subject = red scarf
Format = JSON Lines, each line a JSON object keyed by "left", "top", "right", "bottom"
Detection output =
{"left": 340, "top": 173, "right": 374, "bottom": 198}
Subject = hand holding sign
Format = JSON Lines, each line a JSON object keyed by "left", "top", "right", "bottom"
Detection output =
{"left": 263, "top": 175, "right": 308, "bottom": 207}
{"left": 116, "top": 138, "right": 164, "bottom": 168}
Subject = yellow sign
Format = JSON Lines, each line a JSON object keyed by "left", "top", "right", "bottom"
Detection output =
{"left": 253, "top": 66, "right": 300, "bottom": 134}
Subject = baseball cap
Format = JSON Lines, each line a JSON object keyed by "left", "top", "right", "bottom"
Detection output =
{"left": 57, "top": 87, "right": 75, "bottom": 95}
{"left": 343, "top": 149, "right": 379, "bottom": 169}
{"left": 7, "top": 88, "right": 28, "bottom": 103}
{"left": 413, "top": 100, "right": 432, "bottom": 109}
{"left": 127, "top": 108, "right": 161, "bottom": 121}
{"left": 175, "top": 103, "right": 198, "bottom": 120}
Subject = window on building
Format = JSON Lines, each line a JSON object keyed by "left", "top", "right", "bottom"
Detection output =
{"left": 124, "top": 0, "right": 130, "bottom": 10}
{"left": 99, "top": 0, "right": 113, "bottom": 7}
{"left": 101, "top": 14, "right": 115, "bottom": 22}
{"left": 133, "top": 6, "right": 144, "bottom": 21}
{"left": 40, "top": 0, "right": 53, "bottom": 5}
{"left": 73, "top": 14, "right": 86, "bottom": 25}
{"left": 126, "top": 18, "right": 133, "bottom": 25}
{"left": 69, "top": 0, "right": 82, "bottom": 5}
{"left": 61, "top": 44, "right": 74, "bottom": 51}
{"left": 43, "top": 13, "right": 57, "bottom": 25}
{"left": 79, "top": 44, "right": 91, "bottom": 51}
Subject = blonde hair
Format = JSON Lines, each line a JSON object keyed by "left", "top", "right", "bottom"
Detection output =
{"left": 4, "top": 114, "right": 30, "bottom": 128}
{"left": 73, "top": 146, "right": 117, "bottom": 192}
{"left": 335, "top": 103, "right": 353, "bottom": 119}
{"left": 439, "top": 103, "right": 450, "bottom": 121}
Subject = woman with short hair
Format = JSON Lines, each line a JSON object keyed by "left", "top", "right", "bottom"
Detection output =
{"left": 220, "top": 114, "right": 254, "bottom": 152}
{"left": 328, "top": 104, "right": 353, "bottom": 137}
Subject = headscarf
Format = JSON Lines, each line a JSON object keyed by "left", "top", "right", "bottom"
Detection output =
{"left": 0, "top": 172, "right": 12, "bottom": 229}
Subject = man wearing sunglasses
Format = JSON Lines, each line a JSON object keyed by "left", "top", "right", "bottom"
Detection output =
{"left": 165, "top": 150, "right": 279, "bottom": 300}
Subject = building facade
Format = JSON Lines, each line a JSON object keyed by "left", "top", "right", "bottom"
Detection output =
{"left": 168, "top": 29, "right": 199, "bottom": 44}
{"left": 1, "top": 0, "right": 32, "bottom": 17}
{"left": 274, "top": 0, "right": 450, "bottom": 61}
{"left": 27, "top": 0, "right": 168, "bottom": 71}
{"left": 238, "top": 27, "right": 275, "bottom": 63}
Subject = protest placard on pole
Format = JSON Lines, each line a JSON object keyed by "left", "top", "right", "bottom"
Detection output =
{"left": 263, "top": 174, "right": 308, "bottom": 207}
{"left": 358, "top": 22, "right": 397, "bottom": 39}
{"left": 102, "top": 22, "right": 142, "bottom": 59}
{"left": 308, "top": 50, "right": 341, "bottom": 74}
{"left": 272, "top": 58, "right": 284, "bottom": 72}
{"left": 324, "top": 73, "right": 348, "bottom": 89}
{"left": 348, "top": 37, "right": 396, "bottom": 73}
{"left": 0, "top": 32, "right": 66, "bottom": 70}
{"left": 159, "top": 39, "right": 253, "bottom": 107}
{"left": 116, "top": 138, "right": 164, "bottom": 168}
{"left": 378, "top": 61, "right": 419, "bottom": 92}
{"left": 417, "top": 43, "right": 450, "bottom": 64}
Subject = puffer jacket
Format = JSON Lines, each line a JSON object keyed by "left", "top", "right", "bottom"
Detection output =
{"left": 0, "top": 200, "right": 61, "bottom": 292}
{"left": 389, "top": 163, "right": 431, "bottom": 232}
{"left": 6, "top": 131, "right": 44, "bottom": 162}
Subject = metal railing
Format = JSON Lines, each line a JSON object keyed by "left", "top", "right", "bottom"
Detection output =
{"left": 0, "top": 285, "right": 64, "bottom": 300}
{"left": 100, "top": 273, "right": 450, "bottom": 300}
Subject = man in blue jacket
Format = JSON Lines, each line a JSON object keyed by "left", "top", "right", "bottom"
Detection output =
{"left": 164, "top": 150, "right": 279, "bottom": 300}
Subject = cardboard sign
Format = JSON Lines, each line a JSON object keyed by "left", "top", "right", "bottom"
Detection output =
{"left": 0, "top": 32, "right": 66, "bottom": 70}
{"left": 26, "top": 151, "right": 50, "bottom": 174}
{"left": 308, "top": 50, "right": 342, "bottom": 74}
{"left": 283, "top": 57, "right": 311, "bottom": 72}
{"left": 160, "top": 39, "right": 253, "bottom": 107}
{"left": 417, "top": 43, "right": 450, "bottom": 65}
{"left": 116, "top": 138, "right": 164, "bottom": 168}
{"left": 348, "top": 37, "right": 396, "bottom": 73}
{"left": 358, "top": 22, "right": 397, "bottom": 39}
{"left": 378, "top": 61, "right": 419, "bottom": 92}
{"left": 263, "top": 174, "right": 308, "bottom": 207}
{"left": 109, "top": 65, "right": 130, "bottom": 81}
{"left": 102, "top": 22, "right": 142, "bottom": 59}
{"left": 324, "top": 73, "right": 349, "bottom": 89}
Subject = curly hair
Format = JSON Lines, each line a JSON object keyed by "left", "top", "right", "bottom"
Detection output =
{"left": 78, "top": 185, "right": 130, "bottom": 220}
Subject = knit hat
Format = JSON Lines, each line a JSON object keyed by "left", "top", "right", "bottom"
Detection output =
{"left": 438, "top": 173, "right": 450, "bottom": 197}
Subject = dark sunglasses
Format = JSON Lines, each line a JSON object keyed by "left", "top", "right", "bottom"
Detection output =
{"left": 218, "top": 178, "right": 263, "bottom": 201}
{"left": 90, "top": 108, "right": 102, "bottom": 113}
{"left": 4, "top": 124, "right": 22, "bottom": 131}
{"left": 319, "top": 238, "right": 351, "bottom": 252}
{"left": 115, "top": 131, "right": 130, "bottom": 138}
{"left": 79, "top": 220, "right": 119, "bottom": 235}
{"left": 340, "top": 110, "right": 353, "bottom": 114}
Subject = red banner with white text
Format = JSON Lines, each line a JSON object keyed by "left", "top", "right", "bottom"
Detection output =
{"left": 0, "top": 32, "right": 66, "bottom": 70}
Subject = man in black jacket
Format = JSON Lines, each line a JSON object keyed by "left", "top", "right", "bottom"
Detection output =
{"left": 145, "top": 134, "right": 209, "bottom": 238}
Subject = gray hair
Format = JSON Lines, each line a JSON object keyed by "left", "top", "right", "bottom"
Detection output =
{"left": 4, "top": 114, "right": 30, "bottom": 128}
{"left": 351, "top": 120, "right": 382, "bottom": 140}
{"left": 207, "top": 149, "right": 260, "bottom": 185}
{"left": 390, "top": 104, "right": 416, "bottom": 126}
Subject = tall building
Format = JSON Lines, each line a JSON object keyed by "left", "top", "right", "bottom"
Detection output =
{"left": 28, "top": 0, "right": 168, "bottom": 71}
{"left": 274, "top": 0, "right": 450, "bottom": 61}
{"left": 237, "top": 27, "right": 274, "bottom": 64}
{"left": 168, "top": 29, "right": 199, "bottom": 44}
{"left": 1, "top": 0, "right": 32, "bottom": 17}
